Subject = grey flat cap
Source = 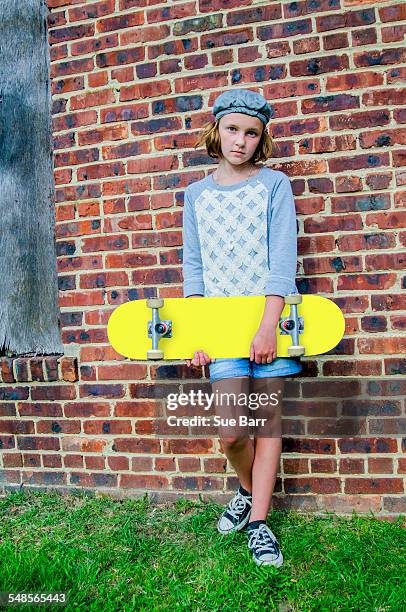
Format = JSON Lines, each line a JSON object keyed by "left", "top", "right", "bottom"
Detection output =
{"left": 212, "top": 88, "right": 272, "bottom": 126}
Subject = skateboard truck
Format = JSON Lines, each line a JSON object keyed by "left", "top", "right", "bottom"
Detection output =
{"left": 146, "top": 298, "right": 172, "bottom": 360}
{"left": 280, "top": 294, "right": 305, "bottom": 357}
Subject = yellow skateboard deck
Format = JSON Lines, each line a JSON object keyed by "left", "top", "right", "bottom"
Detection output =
{"left": 107, "top": 294, "right": 345, "bottom": 360}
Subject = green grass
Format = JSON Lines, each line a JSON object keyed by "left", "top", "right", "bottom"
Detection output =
{"left": 0, "top": 491, "right": 404, "bottom": 611}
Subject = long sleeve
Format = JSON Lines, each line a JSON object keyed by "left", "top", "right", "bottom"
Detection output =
{"left": 182, "top": 187, "right": 205, "bottom": 297}
{"left": 265, "top": 174, "right": 299, "bottom": 297}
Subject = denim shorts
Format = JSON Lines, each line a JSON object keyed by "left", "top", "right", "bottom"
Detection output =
{"left": 208, "top": 357, "right": 302, "bottom": 384}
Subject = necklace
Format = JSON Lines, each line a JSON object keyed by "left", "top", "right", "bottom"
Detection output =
{"left": 214, "top": 164, "right": 257, "bottom": 185}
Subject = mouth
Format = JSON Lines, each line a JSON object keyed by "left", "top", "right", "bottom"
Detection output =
{"left": 232, "top": 151, "right": 245, "bottom": 155}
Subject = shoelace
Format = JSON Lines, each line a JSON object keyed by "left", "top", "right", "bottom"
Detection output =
{"left": 248, "top": 524, "right": 280, "bottom": 556}
{"left": 225, "top": 492, "right": 251, "bottom": 521}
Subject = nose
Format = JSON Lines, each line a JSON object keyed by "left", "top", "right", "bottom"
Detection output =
{"left": 234, "top": 136, "right": 246, "bottom": 149}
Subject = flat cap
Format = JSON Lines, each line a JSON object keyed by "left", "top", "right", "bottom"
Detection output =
{"left": 212, "top": 88, "right": 272, "bottom": 126}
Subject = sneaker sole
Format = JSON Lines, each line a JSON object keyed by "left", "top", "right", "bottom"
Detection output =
{"left": 217, "top": 510, "right": 251, "bottom": 534}
{"left": 252, "top": 553, "right": 284, "bottom": 568}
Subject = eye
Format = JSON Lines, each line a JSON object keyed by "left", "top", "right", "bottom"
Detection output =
{"left": 227, "top": 127, "right": 257, "bottom": 136}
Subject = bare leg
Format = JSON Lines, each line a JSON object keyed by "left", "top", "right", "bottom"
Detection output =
{"left": 249, "top": 376, "right": 284, "bottom": 521}
{"left": 212, "top": 376, "right": 254, "bottom": 493}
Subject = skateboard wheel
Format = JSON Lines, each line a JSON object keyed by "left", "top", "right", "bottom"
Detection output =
{"left": 147, "top": 349, "right": 164, "bottom": 360}
{"left": 285, "top": 294, "right": 302, "bottom": 305}
{"left": 288, "top": 345, "right": 305, "bottom": 357}
{"left": 147, "top": 298, "right": 164, "bottom": 308}
{"left": 281, "top": 319, "right": 295, "bottom": 331}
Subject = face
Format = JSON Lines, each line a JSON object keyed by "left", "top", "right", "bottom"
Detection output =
{"left": 217, "top": 113, "right": 263, "bottom": 165}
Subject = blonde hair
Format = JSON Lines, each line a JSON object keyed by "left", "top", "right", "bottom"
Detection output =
{"left": 194, "top": 118, "right": 274, "bottom": 164}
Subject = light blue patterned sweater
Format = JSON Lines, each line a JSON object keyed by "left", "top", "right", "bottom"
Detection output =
{"left": 182, "top": 166, "right": 299, "bottom": 299}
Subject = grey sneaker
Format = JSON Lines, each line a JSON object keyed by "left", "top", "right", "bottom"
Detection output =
{"left": 217, "top": 486, "right": 252, "bottom": 534}
{"left": 247, "top": 522, "right": 284, "bottom": 567}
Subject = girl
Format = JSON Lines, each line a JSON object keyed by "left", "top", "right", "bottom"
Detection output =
{"left": 182, "top": 88, "right": 302, "bottom": 567}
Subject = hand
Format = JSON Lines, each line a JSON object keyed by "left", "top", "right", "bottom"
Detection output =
{"left": 250, "top": 327, "right": 277, "bottom": 365}
{"left": 186, "top": 350, "right": 212, "bottom": 368}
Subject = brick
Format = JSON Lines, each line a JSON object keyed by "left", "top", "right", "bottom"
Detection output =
{"left": 337, "top": 232, "right": 395, "bottom": 252}
{"left": 96, "top": 48, "right": 144, "bottom": 69}
{"left": 323, "top": 360, "right": 382, "bottom": 376}
{"left": 70, "top": 89, "right": 115, "bottom": 111}
{"left": 361, "top": 316, "right": 387, "bottom": 333}
{"left": 0, "top": 419, "right": 34, "bottom": 434}
{"left": 384, "top": 358, "right": 406, "bottom": 375}
{"left": 36, "top": 420, "right": 81, "bottom": 435}
{"left": 69, "top": 472, "right": 117, "bottom": 488}
{"left": 64, "top": 455, "right": 84, "bottom": 468}
{"left": 282, "top": 438, "right": 336, "bottom": 454}
{"left": 302, "top": 94, "right": 359, "bottom": 114}
{"left": 108, "top": 456, "right": 130, "bottom": 471}
{"left": 83, "top": 420, "right": 132, "bottom": 435}
{"left": 22, "top": 472, "right": 66, "bottom": 486}
{"left": 112, "top": 438, "right": 160, "bottom": 453}
{"left": 78, "top": 124, "right": 128, "bottom": 145}
{"left": 338, "top": 438, "right": 397, "bottom": 454}
{"left": 337, "top": 273, "right": 396, "bottom": 291}
{"left": 61, "top": 438, "right": 108, "bottom": 453}
{"left": 344, "top": 478, "right": 403, "bottom": 494}
{"left": 17, "top": 437, "right": 60, "bottom": 451}
{"left": 360, "top": 128, "right": 406, "bottom": 149}
{"left": 290, "top": 54, "right": 349, "bottom": 77}
{"left": 1, "top": 358, "right": 15, "bottom": 383}
{"left": 0, "top": 404, "right": 16, "bottom": 417}
{"left": 366, "top": 210, "right": 406, "bottom": 229}
{"left": 285, "top": 477, "right": 341, "bottom": 494}
{"left": 310, "top": 458, "right": 337, "bottom": 473}
{"left": 297, "top": 235, "right": 335, "bottom": 254}
{"left": 329, "top": 152, "right": 390, "bottom": 173}
{"left": 52, "top": 76, "right": 84, "bottom": 95}
{"left": 331, "top": 193, "right": 390, "bottom": 213}
{"left": 293, "top": 37, "right": 320, "bottom": 55}
{"left": 303, "top": 255, "right": 362, "bottom": 275}
{"left": 69, "top": 1, "right": 116, "bottom": 21}
{"left": 339, "top": 458, "right": 365, "bottom": 474}
{"left": 79, "top": 384, "right": 125, "bottom": 399}
{"left": 299, "top": 134, "right": 356, "bottom": 155}
{"left": 43, "top": 455, "right": 63, "bottom": 469}
{"left": 304, "top": 214, "right": 362, "bottom": 233}
{"left": 51, "top": 57, "right": 95, "bottom": 78}
{"left": 114, "top": 401, "right": 161, "bottom": 418}
{"left": 316, "top": 8, "right": 375, "bottom": 33}
{"left": 85, "top": 456, "right": 106, "bottom": 470}
{"left": 319, "top": 495, "right": 381, "bottom": 514}
{"left": 330, "top": 109, "right": 390, "bottom": 131}
{"left": 356, "top": 50, "right": 406, "bottom": 70}
{"left": 58, "top": 361, "right": 79, "bottom": 386}
{"left": 365, "top": 253, "right": 405, "bottom": 271}
{"left": 49, "top": 23, "right": 95, "bottom": 44}
{"left": 382, "top": 497, "right": 406, "bottom": 514}
{"left": 162, "top": 438, "right": 214, "bottom": 454}
{"left": 326, "top": 70, "right": 383, "bottom": 92}
{"left": 371, "top": 294, "right": 406, "bottom": 311}
{"left": 379, "top": 5, "right": 406, "bottom": 22}
{"left": 25, "top": 454, "right": 45, "bottom": 468}
{"left": 172, "top": 475, "right": 223, "bottom": 490}
{"left": 120, "top": 474, "right": 169, "bottom": 489}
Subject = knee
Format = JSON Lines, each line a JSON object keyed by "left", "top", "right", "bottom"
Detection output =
{"left": 220, "top": 435, "right": 249, "bottom": 451}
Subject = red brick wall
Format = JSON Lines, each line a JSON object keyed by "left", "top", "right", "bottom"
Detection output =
{"left": 0, "top": 0, "right": 405, "bottom": 519}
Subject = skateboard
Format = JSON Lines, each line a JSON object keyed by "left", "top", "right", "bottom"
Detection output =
{"left": 107, "top": 294, "right": 345, "bottom": 360}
